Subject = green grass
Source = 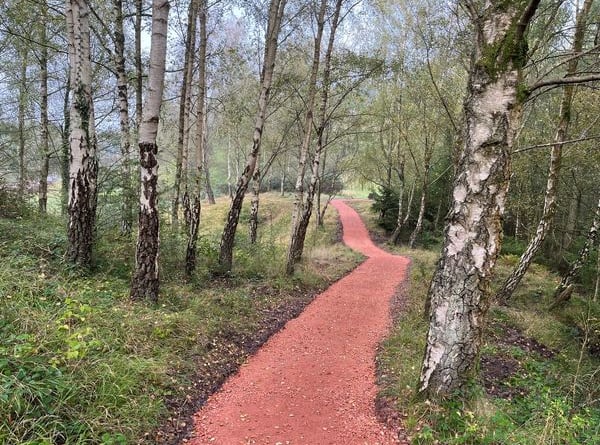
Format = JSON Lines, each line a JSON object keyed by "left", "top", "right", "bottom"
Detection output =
{"left": 0, "top": 193, "right": 361, "bottom": 444}
{"left": 344, "top": 202, "right": 600, "bottom": 444}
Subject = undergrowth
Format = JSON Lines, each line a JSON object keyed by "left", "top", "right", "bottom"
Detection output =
{"left": 376, "top": 246, "right": 600, "bottom": 444}
{"left": 0, "top": 193, "right": 361, "bottom": 444}
{"left": 341, "top": 200, "right": 600, "bottom": 444}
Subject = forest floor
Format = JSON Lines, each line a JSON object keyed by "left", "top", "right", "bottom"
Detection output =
{"left": 186, "top": 200, "right": 410, "bottom": 444}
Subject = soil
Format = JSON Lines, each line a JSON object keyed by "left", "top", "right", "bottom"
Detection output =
{"left": 186, "top": 200, "right": 410, "bottom": 444}
{"left": 480, "top": 321, "right": 556, "bottom": 399}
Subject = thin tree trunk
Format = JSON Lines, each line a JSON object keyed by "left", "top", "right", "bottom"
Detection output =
{"left": 561, "top": 181, "right": 581, "bottom": 252}
{"left": 135, "top": 0, "right": 143, "bottom": 130}
{"left": 496, "top": 0, "right": 593, "bottom": 304}
{"left": 114, "top": 0, "right": 133, "bottom": 234}
{"left": 419, "top": 1, "right": 540, "bottom": 399}
{"left": 131, "top": 0, "right": 169, "bottom": 301}
{"left": 172, "top": 0, "right": 198, "bottom": 229}
{"left": 38, "top": 7, "right": 50, "bottom": 215}
{"left": 315, "top": 145, "right": 328, "bottom": 227}
{"left": 552, "top": 196, "right": 600, "bottom": 305}
{"left": 389, "top": 165, "right": 406, "bottom": 244}
{"left": 204, "top": 141, "right": 216, "bottom": 204}
{"left": 218, "top": 0, "right": 287, "bottom": 273}
{"left": 61, "top": 77, "right": 70, "bottom": 216}
{"left": 409, "top": 139, "right": 433, "bottom": 249}
{"left": 594, "top": 244, "right": 599, "bottom": 302}
{"left": 227, "top": 135, "right": 233, "bottom": 199}
{"left": 249, "top": 162, "right": 261, "bottom": 244}
{"left": 18, "top": 47, "right": 28, "bottom": 196}
{"left": 66, "top": 0, "right": 98, "bottom": 267}
{"left": 287, "top": 0, "right": 328, "bottom": 274}
{"left": 185, "top": 0, "right": 207, "bottom": 277}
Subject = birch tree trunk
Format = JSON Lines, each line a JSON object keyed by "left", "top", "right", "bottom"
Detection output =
{"left": 409, "top": 138, "right": 433, "bottom": 249}
{"left": 18, "top": 47, "right": 28, "bottom": 196}
{"left": 418, "top": 0, "right": 540, "bottom": 399}
{"left": 131, "top": 0, "right": 169, "bottom": 301}
{"left": 114, "top": 0, "right": 134, "bottom": 234}
{"left": 496, "top": 0, "right": 593, "bottom": 304}
{"left": 286, "top": 0, "right": 342, "bottom": 274}
{"left": 185, "top": 0, "right": 207, "bottom": 277}
{"left": 60, "top": 77, "right": 70, "bottom": 215}
{"left": 218, "top": 0, "right": 287, "bottom": 273}
{"left": 38, "top": 5, "right": 50, "bottom": 214}
{"left": 551, "top": 196, "right": 600, "bottom": 305}
{"left": 172, "top": 0, "right": 198, "bottom": 229}
{"left": 249, "top": 162, "right": 261, "bottom": 244}
{"left": 135, "top": 0, "right": 143, "bottom": 131}
{"left": 66, "top": 0, "right": 98, "bottom": 267}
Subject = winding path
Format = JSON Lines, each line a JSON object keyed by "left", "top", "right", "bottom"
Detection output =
{"left": 189, "top": 200, "right": 410, "bottom": 444}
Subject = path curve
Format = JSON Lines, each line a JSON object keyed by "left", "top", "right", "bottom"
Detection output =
{"left": 189, "top": 200, "right": 410, "bottom": 444}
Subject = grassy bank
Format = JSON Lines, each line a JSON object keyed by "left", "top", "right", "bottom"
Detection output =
{"left": 350, "top": 201, "right": 600, "bottom": 444}
{"left": 0, "top": 193, "right": 361, "bottom": 444}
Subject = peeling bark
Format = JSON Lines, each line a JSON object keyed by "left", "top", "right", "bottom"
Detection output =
{"left": 185, "top": 0, "right": 207, "bottom": 277}
{"left": 419, "top": 1, "right": 540, "bottom": 398}
{"left": 131, "top": 0, "right": 169, "bottom": 301}
{"left": 66, "top": 0, "right": 98, "bottom": 267}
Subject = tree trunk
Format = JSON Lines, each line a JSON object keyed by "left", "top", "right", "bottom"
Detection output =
{"left": 204, "top": 141, "right": 216, "bottom": 204}
{"left": 38, "top": 8, "right": 50, "bottom": 215}
{"left": 172, "top": 0, "right": 198, "bottom": 229}
{"left": 135, "top": 0, "right": 143, "bottom": 131}
{"left": 418, "top": 1, "right": 540, "bottom": 399}
{"left": 561, "top": 180, "right": 581, "bottom": 253}
{"left": 409, "top": 139, "right": 433, "bottom": 249}
{"left": 61, "top": 77, "right": 70, "bottom": 216}
{"left": 131, "top": 0, "right": 169, "bottom": 301}
{"left": 66, "top": 0, "right": 98, "bottom": 267}
{"left": 114, "top": 0, "right": 134, "bottom": 234}
{"left": 185, "top": 0, "right": 207, "bottom": 277}
{"left": 496, "top": 0, "right": 593, "bottom": 304}
{"left": 287, "top": 0, "right": 328, "bottom": 274}
{"left": 552, "top": 196, "right": 600, "bottom": 304}
{"left": 594, "top": 244, "right": 599, "bottom": 302}
{"left": 249, "top": 164, "right": 261, "bottom": 244}
{"left": 218, "top": 0, "right": 287, "bottom": 274}
{"left": 18, "top": 47, "right": 28, "bottom": 196}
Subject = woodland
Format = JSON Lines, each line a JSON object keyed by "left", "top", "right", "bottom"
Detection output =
{"left": 1, "top": 0, "right": 600, "bottom": 443}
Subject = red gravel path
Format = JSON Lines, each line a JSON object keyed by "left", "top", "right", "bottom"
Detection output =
{"left": 189, "top": 200, "right": 410, "bottom": 444}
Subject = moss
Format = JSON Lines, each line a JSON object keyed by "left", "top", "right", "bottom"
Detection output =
{"left": 477, "top": 4, "right": 530, "bottom": 82}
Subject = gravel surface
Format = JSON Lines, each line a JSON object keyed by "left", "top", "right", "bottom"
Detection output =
{"left": 188, "top": 200, "right": 409, "bottom": 444}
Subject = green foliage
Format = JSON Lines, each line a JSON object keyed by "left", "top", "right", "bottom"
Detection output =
{"left": 375, "top": 241, "right": 600, "bottom": 445}
{"left": 0, "top": 193, "right": 359, "bottom": 443}
{"left": 371, "top": 186, "right": 399, "bottom": 231}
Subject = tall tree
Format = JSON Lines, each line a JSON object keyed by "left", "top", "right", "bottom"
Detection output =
{"left": 17, "top": 46, "right": 28, "bottom": 195}
{"left": 286, "top": 0, "right": 344, "bottom": 274}
{"left": 185, "top": 0, "right": 208, "bottom": 277}
{"left": 38, "top": 1, "right": 50, "bottom": 214}
{"left": 113, "top": 0, "right": 134, "bottom": 234}
{"left": 217, "top": 0, "right": 287, "bottom": 273}
{"left": 286, "top": 0, "right": 328, "bottom": 275}
{"left": 66, "top": 0, "right": 98, "bottom": 267}
{"left": 130, "top": 0, "right": 170, "bottom": 301}
{"left": 172, "top": 0, "right": 198, "bottom": 229}
{"left": 497, "top": 0, "right": 595, "bottom": 303}
{"left": 418, "top": 0, "right": 541, "bottom": 398}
